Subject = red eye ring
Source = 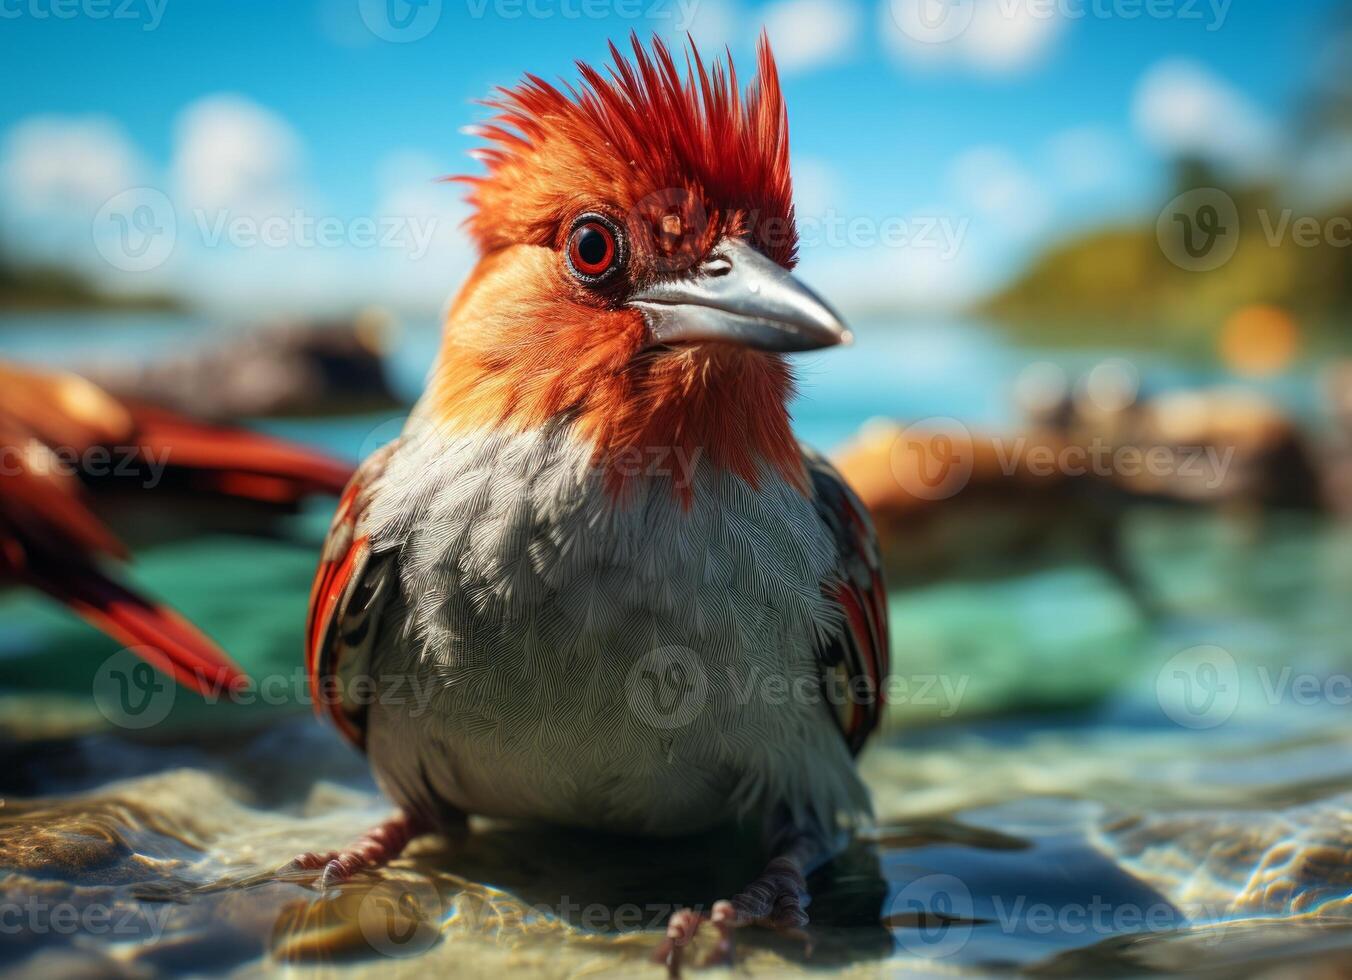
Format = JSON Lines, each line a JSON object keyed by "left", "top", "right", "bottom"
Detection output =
{"left": 566, "top": 213, "right": 624, "bottom": 283}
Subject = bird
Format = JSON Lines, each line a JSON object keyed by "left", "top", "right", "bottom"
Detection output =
{"left": 0, "top": 359, "right": 353, "bottom": 696}
{"left": 300, "top": 34, "right": 889, "bottom": 965}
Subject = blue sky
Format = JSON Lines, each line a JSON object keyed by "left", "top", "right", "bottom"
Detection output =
{"left": 0, "top": 0, "right": 1343, "bottom": 315}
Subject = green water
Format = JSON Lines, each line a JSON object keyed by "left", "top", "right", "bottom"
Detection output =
{"left": 3, "top": 315, "right": 1352, "bottom": 976}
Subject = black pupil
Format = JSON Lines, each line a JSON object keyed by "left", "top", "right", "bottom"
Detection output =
{"left": 577, "top": 226, "right": 609, "bottom": 267}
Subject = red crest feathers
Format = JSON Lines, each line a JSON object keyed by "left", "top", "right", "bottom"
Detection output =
{"left": 456, "top": 33, "right": 798, "bottom": 268}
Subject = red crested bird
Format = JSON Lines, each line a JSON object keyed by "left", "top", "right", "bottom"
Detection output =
{"left": 0, "top": 360, "right": 353, "bottom": 695}
{"left": 301, "top": 35, "right": 889, "bottom": 963}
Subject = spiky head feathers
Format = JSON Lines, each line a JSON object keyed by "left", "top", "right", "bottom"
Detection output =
{"left": 458, "top": 33, "right": 798, "bottom": 271}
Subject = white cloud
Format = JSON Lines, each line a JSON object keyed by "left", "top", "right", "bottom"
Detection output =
{"left": 1132, "top": 60, "right": 1278, "bottom": 174}
{"left": 169, "top": 149, "right": 467, "bottom": 316}
{"left": 1043, "top": 126, "right": 1127, "bottom": 194}
{"left": 792, "top": 156, "right": 843, "bottom": 219}
{"left": 1, "top": 116, "right": 144, "bottom": 217}
{"left": 961, "top": 0, "right": 1062, "bottom": 71}
{"left": 803, "top": 223, "right": 990, "bottom": 314}
{"left": 154, "top": 95, "right": 330, "bottom": 311}
{"left": 760, "top": 0, "right": 861, "bottom": 72}
{"left": 370, "top": 149, "right": 476, "bottom": 313}
{"left": 669, "top": 0, "right": 741, "bottom": 54}
{"left": 0, "top": 98, "right": 474, "bottom": 316}
{"left": 948, "top": 145, "right": 1051, "bottom": 236}
{"left": 0, "top": 116, "right": 155, "bottom": 274}
{"left": 880, "top": 0, "right": 1064, "bottom": 74}
{"left": 172, "top": 95, "right": 304, "bottom": 218}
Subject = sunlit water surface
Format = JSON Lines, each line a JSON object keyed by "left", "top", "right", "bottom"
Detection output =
{"left": 2, "top": 313, "right": 1351, "bottom": 978}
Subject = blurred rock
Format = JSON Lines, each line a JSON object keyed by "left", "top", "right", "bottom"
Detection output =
{"left": 1023, "top": 368, "right": 1326, "bottom": 514}
{"left": 1324, "top": 361, "right": 1352, "bottom": 434}
{"left": 832, "top": 374, "right": 1329, "bottom": 605}
{"left": 1115, "top": 388, "right": 1324, "bottom": 512}
{"left": 81, "top": 310, "right": 400, "bottom": 420}
{"left": 832, "top": 420, "right": 1146, "bottom": 606}
{"left": 1320, "top": 361, "right": 1352, "bottom": 517}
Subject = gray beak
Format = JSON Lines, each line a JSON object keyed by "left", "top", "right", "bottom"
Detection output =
{"left": 629, "top": 237, "right": 853, "bottom": 353}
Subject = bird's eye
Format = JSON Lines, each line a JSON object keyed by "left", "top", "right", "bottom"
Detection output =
{"left": 566, "top": 214, "right": 624, "bottom": 284}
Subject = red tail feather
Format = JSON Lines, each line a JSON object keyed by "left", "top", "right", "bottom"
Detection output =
{"left": 129, "top": 405, "right": 354, "bottom": 501}
{"left": 26, "top": 559, "right": 247, "bottom": 698}
{"left": 3, "top": 375, "right": 355, "bottom": 699}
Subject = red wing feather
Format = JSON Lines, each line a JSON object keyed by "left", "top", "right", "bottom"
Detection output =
{"left": 1, "top": 366, "right": 354, "bottom": 701}
{"left": 805, "top": 449, "right": 891, "bottom": 756}
{"left": 128, "top": 403, "right": 354, "bottom": 502}
{"left": 2, "top": 464, "right": 247, "bottom": 698}
{"left": 24, "top": 557, "right": 247, "bottom": 697}
{"left": 1, "top": 466, "right": 127, "bottom": 562}
{"left": 305, "top": 444, "right": 398, "bottom": 750}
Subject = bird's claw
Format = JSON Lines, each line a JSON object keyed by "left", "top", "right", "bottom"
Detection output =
{"left": 653, "top": 907, "right": 707, "bottom": 977}
{"left": 654, "top": 890, "right": 813, "bottom": 976}
{"left": 277, "top": 851, "right": 353, "bottom": 890}
{"left": 277, "top": 811, "right": 426, "bottom": 892}
{"left": 704, "top": 901, "right": 738, "bottom": 967}
{"left": 279, "top": 851, "right": 334, "bottom": 880}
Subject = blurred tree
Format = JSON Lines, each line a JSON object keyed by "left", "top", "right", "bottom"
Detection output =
{"left": 0, "top": 223, "right": 180, "bottom": 313}
{"left": 1294, "top": 0, "right": 1352, "bottom": 313}
{"left": 983, "top": 4, "right": 1352, "bottom": 351}
{"left": 1299, "top": 1, "right": 1352, "bottom": 139}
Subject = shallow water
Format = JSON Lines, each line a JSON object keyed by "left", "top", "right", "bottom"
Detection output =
{"left": 3, "top": 314, "right": 1352, "bottom": 977}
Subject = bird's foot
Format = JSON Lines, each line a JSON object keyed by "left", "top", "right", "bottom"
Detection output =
{"left": 653, "top": 856, "right": 811, "bottom": 975}
{"left": 282, "top": 810, "right": 426, "bottom": 890}
{"left": 653, "top": 907, "right": 715, "bottom": 977}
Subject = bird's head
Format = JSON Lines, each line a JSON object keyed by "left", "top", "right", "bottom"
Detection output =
{"left": 428, "top": 34, "right": 849, "bottom": 500}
